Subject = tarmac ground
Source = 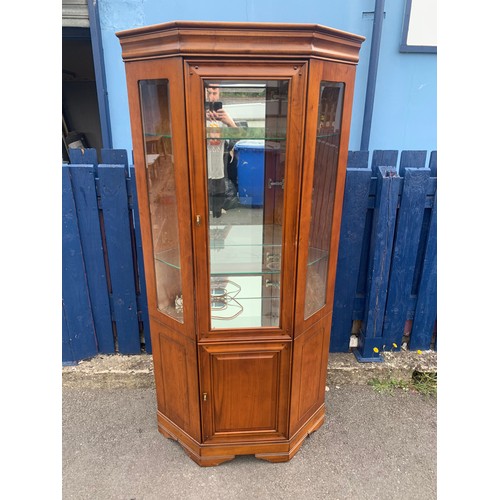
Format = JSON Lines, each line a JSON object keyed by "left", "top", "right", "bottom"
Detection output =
{"left": 62, "top": 351, "right": 437, "bottom": 500}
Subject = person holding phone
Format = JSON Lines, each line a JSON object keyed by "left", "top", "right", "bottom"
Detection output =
{"left": 206, "top": 84, "right": 238, "bottom": 128}
{"left": 205, "top": 83, "right": 238, "bottom": 218}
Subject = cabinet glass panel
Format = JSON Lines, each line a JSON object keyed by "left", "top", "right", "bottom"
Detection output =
{"left": 304, "top": 82, "right": 345, "bottom": 319}
{"left": 204, "top": 80, "right": 288, "bottom": 329}
{"left": 139, "top": 80, "right": 183, "bottom": 322}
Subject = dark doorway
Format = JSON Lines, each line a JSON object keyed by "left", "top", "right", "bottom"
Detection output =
{"left": 62, "top": 27, "right": 103, "bottom": 161}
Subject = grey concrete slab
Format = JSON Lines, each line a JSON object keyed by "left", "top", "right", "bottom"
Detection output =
{"left": 62, "top": 385, "right": 436, "bottom": 500}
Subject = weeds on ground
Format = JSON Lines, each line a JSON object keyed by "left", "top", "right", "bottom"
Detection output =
{"left": 368, "top": 344, "right": 437, "bottom": 396}
{"left": 369, "top": 371, "right": 437, "bottom": 396}
{"left": 411, "top": 371, "right": 437, "bottom": 396}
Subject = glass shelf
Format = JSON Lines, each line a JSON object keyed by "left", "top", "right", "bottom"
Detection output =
{"left": 205, "top": 127, "right": 286, "bottom": 141}
{"left": 307, "top": 247, "right": 329, "bottom": 266}
{"left": 209, "top": 275, "right": 280, "bottom": 328}
{"left": 316, "top": 132, "right": 340, "bottom": 138}
{"left": 155, "top": 248, "right": 181, "bottom": 270}
{"left": 144, "top": 133, "right": 172, "bottom": 139}
{"left": 210, "top": 295, "right": 281, "bottom": 328}
{"left": 155, "top": 245, "right": 328, "bottom": 275}
{"left": 211, "top": 244, "right": 281, "bottom": 276}
{"left": 158, "top": 303, "right": 184, "bottom": 321}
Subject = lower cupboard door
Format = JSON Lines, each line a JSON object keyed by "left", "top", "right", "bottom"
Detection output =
{"left": 198, "top": 341, "right": 291, "bottom": 443}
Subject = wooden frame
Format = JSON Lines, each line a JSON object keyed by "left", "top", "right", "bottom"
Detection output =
{"left": 185, "top": 60, "right": 307, "bottom": 342}
{"left": 117, "top": 21, "right": 364, "bottom": 466}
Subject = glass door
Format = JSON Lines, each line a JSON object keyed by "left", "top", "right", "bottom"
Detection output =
{"left": 304, "top": 81, "right": 345, "bottom": 319}
{"left": 126, "top": 57, "right": 195, "bottom": 335}
{"left": 204, "top": 80, "right": 288, "bottom": 329}
{"left": 139, "top": 79, "right": 184, "bottom": 322}
{"left": 294, "top": 58, "right": 357, "bottom": 331}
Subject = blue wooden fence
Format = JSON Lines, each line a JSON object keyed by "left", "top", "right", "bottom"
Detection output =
{"left": 331, "top": 150, "right": 437, "bottom": 360}
{"left": 62, "top": 148, "right": 436, "bottom": 364}
{"left": 62, "top": 148, "right": 150, "bottom": 364}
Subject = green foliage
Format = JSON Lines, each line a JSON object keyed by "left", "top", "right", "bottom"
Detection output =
{"left": 411, "top": 371, "right": 437, "bottom": 396}
{"left": 368, "top": 371, "right": 437, "bottom": 396}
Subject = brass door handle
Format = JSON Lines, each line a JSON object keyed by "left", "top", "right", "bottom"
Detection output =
{"left": 268, "top": 178, "right": 285, "bottom": 189}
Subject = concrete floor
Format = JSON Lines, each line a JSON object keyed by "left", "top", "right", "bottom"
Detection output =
{"left": 62, "top": 383, "right": 436, "bottom": 500}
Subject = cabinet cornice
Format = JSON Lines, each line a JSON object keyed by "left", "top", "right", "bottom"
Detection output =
{"left": 117, "top": 21, "right": 365, "bottom": 64}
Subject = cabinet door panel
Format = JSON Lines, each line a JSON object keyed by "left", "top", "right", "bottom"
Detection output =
{"left": 152, "top": 321, "right": 201, "bottom": 441}
{"left": 289, "top": 315, "right": 331, "bottom": 436}
{"left": 199, "top": 342, "right": 290, "bottom": 443}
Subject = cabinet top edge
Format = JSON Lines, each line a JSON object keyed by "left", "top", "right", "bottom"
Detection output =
{"left": 116, "top": 20, "right": 365, "bottom": 42}
{"left": 116, "top": 20, "right": 365, "bottom": 64}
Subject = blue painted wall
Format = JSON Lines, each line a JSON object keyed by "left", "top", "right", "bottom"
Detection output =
{"left": 98, "top": 0, "right": 436, "bottom": 159}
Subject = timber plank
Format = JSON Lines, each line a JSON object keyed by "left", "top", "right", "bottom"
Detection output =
{"left": 330, "top": 167, "right": 372, "bottom": 351}
{"left": 62, "top": 166, "right": 98, "bottom": 361}
{"left": 129, "top": 165, "right": 152, "bottom": 352}
{"left": 382, "top": 168, "right": 430, "bottom": 348}
{"left": 371, "top": 150, "right": 398, "bottom": 174}
{"left": 355, "top": 166, "right": 400, "bottom": 360}
{"left": 410, "top": 194, "right": 437, "bottom": 350}
{"left": 98, "top": 164, "right": 141, "bottom": 354}
{"left": 101, "top": 149, "right": 151, "bottom": 351}
{"left": 399, "top": 150, "right": 427, "bottom": 176}
{"left": 68, "top": 165, "right": 114, "bottom": 353}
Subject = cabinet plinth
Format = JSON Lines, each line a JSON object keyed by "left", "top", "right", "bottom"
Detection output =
{"left": 117, "top": 21, "right": 363, "bottom": 466}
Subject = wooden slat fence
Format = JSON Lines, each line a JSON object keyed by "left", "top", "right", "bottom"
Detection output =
{"left": 62, "top": 148, "right": 436, "bottom": 364}
{"left": 62, "top": 148, "right": 150, "bottom": 364}
{"left": 331, "top": 150, "right": 437, "bottom": 360}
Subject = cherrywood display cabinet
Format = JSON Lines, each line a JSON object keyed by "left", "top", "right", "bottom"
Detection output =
{"left": 117, "top": 21, "right": 364, "bottom": 466}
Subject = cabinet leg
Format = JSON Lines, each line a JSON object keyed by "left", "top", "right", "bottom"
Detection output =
{"left": 196, "top": 455, "right": 236, "bottom": 467}
{"left": 158, "top": 424, "right": 177, "bottom": 441}
{"left": 159, "top": 422, "right": 236, "bottom": 466}
{"left": 255, "top": 452, "right": 291, "bottom": 463}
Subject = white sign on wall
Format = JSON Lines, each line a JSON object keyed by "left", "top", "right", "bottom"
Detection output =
{"left": 400, "top": 0, "right": 437, "bottom": 53}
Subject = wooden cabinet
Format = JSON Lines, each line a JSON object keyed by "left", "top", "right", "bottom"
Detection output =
{"left": 117, "top": 21, "right": 364, "bottom": 466}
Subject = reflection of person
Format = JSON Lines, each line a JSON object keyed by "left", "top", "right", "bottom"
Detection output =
{"left": 206, "top": 85, "right": 237, "bottom": 128}
{"left": 205, "top": 84, "right": 238, "bottom": 218}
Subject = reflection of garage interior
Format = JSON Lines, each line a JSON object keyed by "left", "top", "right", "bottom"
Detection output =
{"left": 62, "top": 0, "right": 102, "bottom": 161}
